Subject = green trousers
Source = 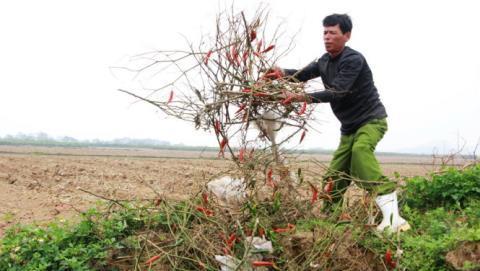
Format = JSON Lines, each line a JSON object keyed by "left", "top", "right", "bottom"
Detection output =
{"left": 326, "top": 118, "right": 396, "bottom": 203}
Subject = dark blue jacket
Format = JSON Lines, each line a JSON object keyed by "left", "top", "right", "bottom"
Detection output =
{"left": 283, "top": 46, "right": 387, "bottom": 135}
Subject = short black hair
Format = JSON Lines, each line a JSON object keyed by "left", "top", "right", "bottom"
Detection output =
{"left": 323, "top": 14, "right": 352, "bottom": 34}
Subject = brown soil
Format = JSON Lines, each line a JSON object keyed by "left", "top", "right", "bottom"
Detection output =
{"left": 0, "top": 145, "right": 439, "bottom": 237}
{"left": 281, "top": 230, "right": 384, "bottom": 270}
{"left": 446, "top": 241, "right": 480, "bottom": 270}
{"left": 0, "top": 146, "right": 230, "bottom": 236}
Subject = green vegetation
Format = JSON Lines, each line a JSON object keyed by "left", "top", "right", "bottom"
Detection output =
{"left": 399, "top": 202, "right": 480, "bottom": 270}
{"left": 0, "top": 208, "right": 146, "bottom": 271}
{"left": 403, "top": 165, "right": 480, "bottom": 209}
{"left": 1, "top": 164, "right": 479, "bottom": 270}
{"left": 398, "top": 164, "right": 480, "bottom": 270}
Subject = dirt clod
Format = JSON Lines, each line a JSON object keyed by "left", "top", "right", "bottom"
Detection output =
{"left": 446, "top": 241, "right": 480, "bottom": 270}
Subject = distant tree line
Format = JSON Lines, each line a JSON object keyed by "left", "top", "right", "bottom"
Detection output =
{"left": 0, "top": 132, "right": 217, "bottom": 151}
{"left": 0, "top": 132, "right": 334, "bottom": 154}
{"left": 2, "top": 133, "right": 437, "bottom": 157}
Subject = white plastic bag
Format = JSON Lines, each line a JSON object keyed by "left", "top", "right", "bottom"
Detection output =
{"left": 245, "top": 236, "right": 274, "bottom": 253}
{"left": 214, "top": 236, "right": 274, "bottom": 271}
{"left": 214, "top": 255, "right": 247, "bottom": 271}
{"left": 207, "top": 176, "right": 247, "bottom": 206}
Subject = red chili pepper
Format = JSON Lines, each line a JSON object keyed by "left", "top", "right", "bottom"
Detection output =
{"left": 266, "top": 168, "right": 275, "bottom": 187}
{"left": 226, "top": 52, "right": 233, "bottom": 64}
{"left": 226, "top": 233, "right": 236, "bottom": 248}
{"left": 220, "top": 138, "right": 228, "bottom": 148}
{"left": 242, "top": 51, "right": 249, "bottom": 62}
{"left": 324, "top": 178, "right": 334, "bottom": 194}
{"left": 231, "top": 46, "right": 240, "bottom": 66}
{"left": 273, "top": 228, "right": 288, "bottom": 233}
{"left": 297, "top": 101, "right": 307, "bottom": 115}
{"left": 281, "top": 95, "right": 294, "bottom": 105}
{"left": 252, "top": 261, "right": 274, "bottom": 267}
{"left": 167, "top": 90, "right": 174, "bottom": 103}
{"left": 256, "top": 39, "right": 263, "bottom": 52}
{"left": 273, "top": 223, "right": 295, "bottom": 233}
{"left": 235, "top": 103, "right": 247, "bottom": 114}
{"left": 309, "top": 183, "right": 319, "bottom": 204}
{"left": 231, "top": 46, "right": 238, "bottom": 59}
{"left": 299, "top": 130, "right": 306, "bottom": 144}
{"left": 145, "top": 255, "right": 161, "bottom": 266}
{"left": 242, "top": 88, "right": 252, "bottom": 93}
{"left": 204, "top": 50, "right": 212, "bottom": 65}
{"left": 196, "top": 206, "right": 214, "bottom": 216}
{"left": 385, "top": 249, "right": 392, "bottom": 263}
{"left": 238, "top": 148, "right": 245, "bottom": 162}
{"left": 202, "top": 192, "right": 209, "bottom": 204}
{"left": 218, "top": 138, "right": 228, "bottom": 157}
{"left": 261, "top": 45, "right": 275, "bottom": 53}
{"left": 385, "top": 249, "right": 397, "bottom": 269}
{"left": 214, "top": 120, "right": 221, "bottom": 135}
{"left": 250, "top": 30, "right": 257, "bottom": 41}
{"left": 258, "top": 227, "right": 265, "bottom": 237}
{"left": 253, "top": 92, "right": 269, "bottom": 97}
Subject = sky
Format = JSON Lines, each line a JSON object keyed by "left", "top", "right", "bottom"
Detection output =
{"left": 0, "top": 0, "right": 479, "bottom": 155}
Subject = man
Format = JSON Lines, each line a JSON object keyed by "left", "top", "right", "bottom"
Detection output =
{"left": 277, "top": 14, "right": 409, "bottom": 232}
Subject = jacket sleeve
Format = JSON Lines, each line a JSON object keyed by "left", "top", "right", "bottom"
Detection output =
{"left": 282, "top": 60, "right": 321, "bottom": 82}
{"left": 307, "top": 53, "right": 364, "bottom": 103}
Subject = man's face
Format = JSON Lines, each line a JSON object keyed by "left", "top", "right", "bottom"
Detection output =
{"left": 323, "top": 24, "right": 350, "bottom": 56}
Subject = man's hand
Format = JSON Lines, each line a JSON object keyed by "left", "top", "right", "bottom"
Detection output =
{"left": 261, "top": 66, "right": 284, "bottom": 80}
{"left": 278, "top": 91, "right": 310, "bottom": 104}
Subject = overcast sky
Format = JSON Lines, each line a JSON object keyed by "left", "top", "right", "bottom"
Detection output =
{"left": 1, "top": 0, "right": 479, "bottom": 154}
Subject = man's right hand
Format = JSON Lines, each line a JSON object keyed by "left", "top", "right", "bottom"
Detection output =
{"left": 261, "top": 67, "right": 284, "bottom": 80}
{"left": 278, "top": 91, "right": 310, "bottom": 104}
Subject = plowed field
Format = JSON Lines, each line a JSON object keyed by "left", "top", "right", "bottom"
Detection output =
{"left": 0, "top": 145, "right": 451, "bottom": 236}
